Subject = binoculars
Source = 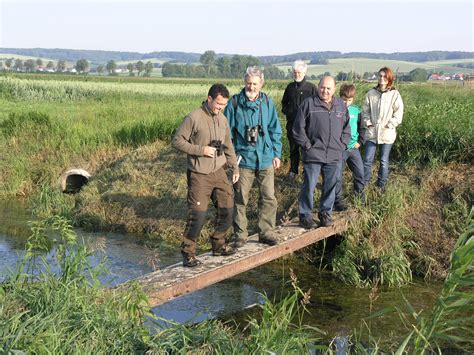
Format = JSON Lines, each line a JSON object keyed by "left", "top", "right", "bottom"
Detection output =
{"left": 209, "top": 140, "right": 225, "bottom": 156}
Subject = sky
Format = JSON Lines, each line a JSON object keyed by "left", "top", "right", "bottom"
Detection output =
{"left": 1, "top": 0, "right": 473, "bottom": 56}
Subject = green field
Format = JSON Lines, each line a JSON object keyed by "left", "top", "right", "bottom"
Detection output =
{"left": 0, "top": 74, "right": 472, "bottom": 353}
{"left": 276, "top": 57, "right": 474, "bottom": 76}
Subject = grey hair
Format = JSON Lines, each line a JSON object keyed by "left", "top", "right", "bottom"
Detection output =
{"left": 293, "top": 60, "right": 307, "bottom": 72}
{"left": 244, "top": 66, "right": 264, "bottom": 83}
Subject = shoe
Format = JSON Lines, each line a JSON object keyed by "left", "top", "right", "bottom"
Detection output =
{"left": 259, "top": 234, "right": 278, "bottom": 246}
{"left": 299, "top": 217, "right": 318, "bottom": 229}
{"left": 333, "top": 199, "right": 348, "bottom": 211}
{"left": 318, "top": 212, "right": 334, "bottom": 227}
{"left": 212, "top": 244, "right": 237, "bottom": 256}
{"left": 233, "top": 238, "right": 247, "bottom": 248}
{"left": 183, "top": 255, "right": 201, "bottom": 267}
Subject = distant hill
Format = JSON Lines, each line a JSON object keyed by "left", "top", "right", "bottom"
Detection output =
{"left": 259, "top": 51, "right": 474, "bottom": 64}
{"left": 0, "top": 48, "right": 201, "bottom": 64}
{"left": 0, "top": 47, "right": 472, "bottom": 65}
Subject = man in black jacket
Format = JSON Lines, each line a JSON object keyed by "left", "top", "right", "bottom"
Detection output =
{"left": 293, "top": 76, "right": 351, "bottom": 228}
{"left": 281, "top": 61, "right": 317, "bottom": 179}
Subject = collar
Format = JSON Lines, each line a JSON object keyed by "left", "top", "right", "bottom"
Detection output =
{"left": 202, "top": 101, "right": 216, "bottom": 117}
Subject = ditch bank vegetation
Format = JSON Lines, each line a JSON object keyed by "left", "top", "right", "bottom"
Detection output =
{"left": 0, "top": 75, "right": 472, "bottom": 287}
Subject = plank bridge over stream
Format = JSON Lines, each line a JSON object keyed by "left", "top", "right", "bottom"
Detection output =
{"left": 118, "top": 215, "right": 351, "bottom": 307}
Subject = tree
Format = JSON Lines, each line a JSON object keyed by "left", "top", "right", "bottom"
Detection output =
{"left": 36, "top": 58, "right": 43, "bottom": 67}
{"left": 144, "top": 61, "right": 153, "bottom": 76}
{"left": 127, "top": 62, "right": 134, "bottom": 76}
{"left": 135, "top": 60, "right": 144, "bottom": 76}
{"left": 106, "top": 60, "right": 117, "bottom": 75}
{"left": 97, "top": 64, "right": 104, "bottom": 75}
{"left": 5, "top": 58, "right": 12, "bottom": 70}
{"left": 24, "top": 59, "right": 36, "bottom": 72}
{"left": 46, "top": 61, "right": 55, "bottom": 70}
{"left": 75, "top": 59, "right": 89, "bottom": 73}
{"left": 57, "top": 60, "right": 66, "bottom": 72}
{"left": 14, "top": 58, "right": 23, "bottom": 71}
{"left": 409, "top": 68, "right": 428, "bottom": 82}
{"left": 200, "top": 50, "right": 216, "bottom": 76}
{"left": 264, "top": 65, "right": 286, "bottom": 79}
{"left": 216, "top": 57, "right": 232, "bottom": 77}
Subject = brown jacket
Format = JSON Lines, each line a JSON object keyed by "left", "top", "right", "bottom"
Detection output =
{"left": 172, "top": 102, "right": 238, "bottom": 175}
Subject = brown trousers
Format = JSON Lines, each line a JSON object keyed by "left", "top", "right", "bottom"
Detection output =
{"left": 181, "top": 167, "right": 234, "bottom": 257}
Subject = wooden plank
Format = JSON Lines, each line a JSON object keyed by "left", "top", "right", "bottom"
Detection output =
{"left": 118, "top": 216, "right": 349, "bottom": 307}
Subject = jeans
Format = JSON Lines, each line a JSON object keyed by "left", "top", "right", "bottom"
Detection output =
{"left": 299, "top": 162, "right": 340, "bottom": 220}
{"left": 335, "top": 148, "right": 365, "bottom": 201}
{"left": 363, "top": 141, "right": 393, "bottom": 188}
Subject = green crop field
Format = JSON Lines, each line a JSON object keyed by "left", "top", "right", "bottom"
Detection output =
{"left": 276, "top": 57, "right": 474, "bottom": 76}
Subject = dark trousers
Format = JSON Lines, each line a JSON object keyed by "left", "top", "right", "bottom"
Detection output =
{"left": 335, "top": 148, "right": 365, "bottom": 201}
{"left": 286, "top": 120, "right": 300, "bottom": 174}
{"left": 181, "top": 167, "right": 234, "bottom": 257}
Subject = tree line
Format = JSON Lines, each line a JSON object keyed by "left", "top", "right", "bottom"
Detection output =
{"left": 0, "top": 58, "right": 157, "bottom": 76}
{"left": 1, "top": 47, "right": 472, "bottom": 66}
{"left": 162, "top": 50, "right": 286, "bottom": 79}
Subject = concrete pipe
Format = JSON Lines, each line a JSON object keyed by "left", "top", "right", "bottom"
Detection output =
{"left": 60, "top": 168, "right": 91, "bottom": 194}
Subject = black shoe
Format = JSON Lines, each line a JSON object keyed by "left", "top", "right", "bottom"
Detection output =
{"left": 318, "top": 212, "right": 334, "bottom": 227}
{"left": 183, "top": 255, "right": 201, "bottom": 267}
{"left": 212, "top": 244, "right": 237, "bottom": 256}
{"left": 299, "top": 218, "right": 318, "bottom": 229}
{"left": 259, "top": 235, "right": 278, "bottom": 246}
{"left": 333, "top": 199, "right": 348, "bottom": 211}
{"left": 233, "top": 238, "right": 247, "bottom": 248}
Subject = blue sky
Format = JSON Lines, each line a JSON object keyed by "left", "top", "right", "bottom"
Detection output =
{"left": 1, "top": 0, "right": 472, "bottom": 55}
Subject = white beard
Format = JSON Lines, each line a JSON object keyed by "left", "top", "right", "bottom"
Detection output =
{"left": 245, "top": 90, "right": 258, "bottom": 101}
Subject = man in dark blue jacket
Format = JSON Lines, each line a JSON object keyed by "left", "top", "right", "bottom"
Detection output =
{"left": 293, "top": 76, "right": 351, "bottom": 228}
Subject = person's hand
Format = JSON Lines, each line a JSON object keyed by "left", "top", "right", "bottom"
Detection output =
{"left": 232, "top": 173, "right": 240, "bottom": 184}
{"left": 203, "top": 146, "right": 216, "bottom": 157}
{"left": 273, "top": 157, "right": 281, "bottom": 170}
{"left": 354, "top": 143, "right": 361, "bottom": 149}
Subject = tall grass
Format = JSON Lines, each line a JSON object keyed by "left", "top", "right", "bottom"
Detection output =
{"left": 1, "top": 215, "right": 324, "bottom": 353}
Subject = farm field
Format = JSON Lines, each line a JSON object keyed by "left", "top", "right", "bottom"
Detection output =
{"left": 276, "top": 57, "right": 474, "bottom": 76}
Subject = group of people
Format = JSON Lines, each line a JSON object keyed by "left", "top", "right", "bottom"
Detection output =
{"left": 172, "top": 62, "right": 404, "bottom": 267}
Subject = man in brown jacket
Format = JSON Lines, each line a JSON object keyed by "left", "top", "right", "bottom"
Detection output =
{"left": 172, "top": 84, "right": 240, "bottom": 267}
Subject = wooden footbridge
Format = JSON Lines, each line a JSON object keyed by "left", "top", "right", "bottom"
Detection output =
{"left": 117, "top": 215, "right": 350, "bottom": 307}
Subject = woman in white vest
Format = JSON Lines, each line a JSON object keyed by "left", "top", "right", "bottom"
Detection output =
{"left": 362, "top": 67, "right": 404, "bottom": 192}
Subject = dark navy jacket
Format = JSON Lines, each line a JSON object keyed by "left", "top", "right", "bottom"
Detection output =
{"left": 292, "top": 95, "right": 351, "bottom": 164}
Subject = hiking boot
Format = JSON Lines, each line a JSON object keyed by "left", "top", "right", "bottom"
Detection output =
{"left": 299, "top": 217, "right": 318, "bottom": 229}
{"left": 212, "top": 244, "right": 237, "bottom": 256}
{"left": 333, "top": 199, "right": 348, "bottom": 211}
{"left": 318, "top": 212, "right": 334, "bottom": 227}
{"left": 233, "top": 238, "right": 247, "bottom": 248}
{"left": 259, "top": 234, "right": 278, "bottom": 246}
{"left": 183, "top": 255, "right": 201, "bottom": 267}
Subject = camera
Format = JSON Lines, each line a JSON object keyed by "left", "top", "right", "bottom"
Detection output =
{"left": 246, "top": 125, "right": 262, "bottom": 145}
{"left": 209, "top": 140, "right": 225, "bottom": 156}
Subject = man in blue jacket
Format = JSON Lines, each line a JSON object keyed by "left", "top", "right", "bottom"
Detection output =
{"left": 224, "top": 66, "right": 283, "bottom": 247}
{"left": 293, "top": 76, "right": 351, "bottom": 228}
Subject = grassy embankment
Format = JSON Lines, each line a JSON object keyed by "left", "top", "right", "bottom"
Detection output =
{"left": 0, "top": 74, "right": 472, "bottom": 287}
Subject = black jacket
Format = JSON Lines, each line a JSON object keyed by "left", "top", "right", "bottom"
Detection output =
{"left": 281, "top": 77, "right": 317, "bottom": 121}
{"left": 293, "top": 95, "right": 351, "bottom": 164}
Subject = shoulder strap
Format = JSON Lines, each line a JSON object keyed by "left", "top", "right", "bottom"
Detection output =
{"left": 232, "top": 95, "right": 238, "bottom": 111}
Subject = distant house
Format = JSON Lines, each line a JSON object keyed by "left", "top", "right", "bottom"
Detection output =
{"left": 428, "top": 73, "right": 451, "bottom": 81}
